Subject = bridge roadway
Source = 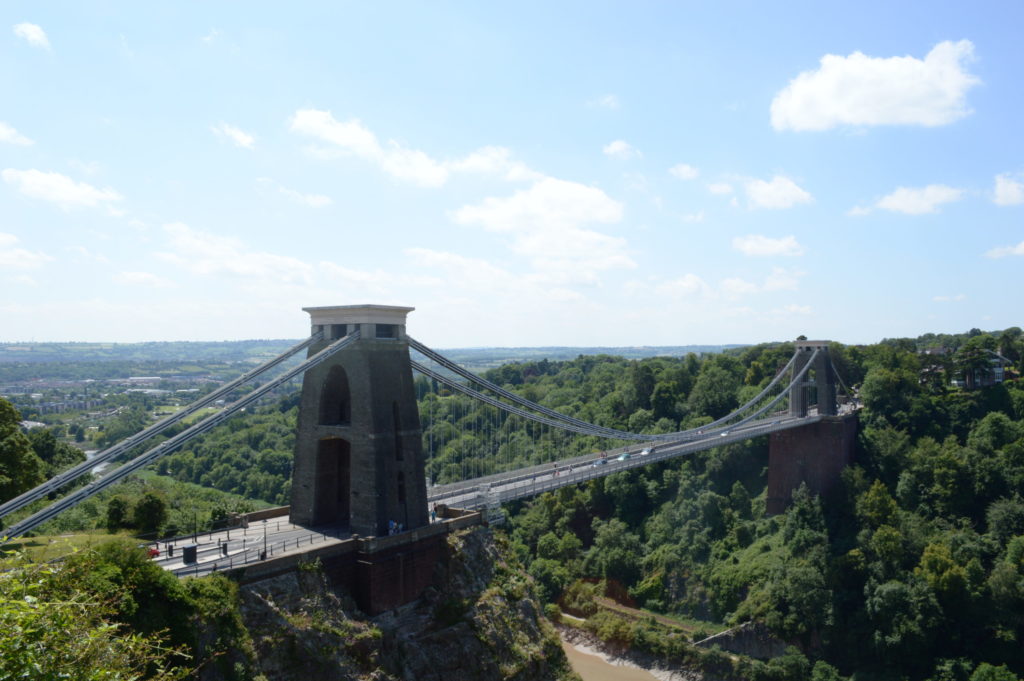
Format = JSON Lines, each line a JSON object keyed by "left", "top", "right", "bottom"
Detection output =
{"left": 426, "top": 407, "right": 856, "bottom": 510}
{"left": 149, "top": 405, "right": 856, "bottom": 578}
{"left": 149, "top": 518, "right": 351, "bottom": 579}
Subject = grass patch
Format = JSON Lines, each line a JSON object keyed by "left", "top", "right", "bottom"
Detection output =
{"left": 2, "top": 529, "right": 139, "bottom": 562}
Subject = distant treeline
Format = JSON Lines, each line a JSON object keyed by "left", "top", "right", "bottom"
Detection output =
{"left": 0, "top": 339, "right": 299, "bottom": 364}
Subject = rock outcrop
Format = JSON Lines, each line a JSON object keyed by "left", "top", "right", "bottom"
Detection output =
{"left": 228, "top": 527, "right": 576, "bottom": 681}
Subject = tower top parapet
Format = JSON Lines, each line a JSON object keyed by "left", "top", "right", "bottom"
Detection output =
{"left": 795, "top": 340, "right": 831, "bottom": 350}
{"left": 303, "top": 304, "right": 414, "bottom": 326}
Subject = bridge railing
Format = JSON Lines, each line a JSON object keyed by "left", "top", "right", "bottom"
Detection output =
{"left": 430, "top": 412, "right": 831, "bottom": 508}
{"left": 168, "top": 529, "right": 337, "bottom": 578}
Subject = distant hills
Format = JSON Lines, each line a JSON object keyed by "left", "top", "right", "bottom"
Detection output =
{"left": 0, "top": 340, "right": 743, "bottom": 368}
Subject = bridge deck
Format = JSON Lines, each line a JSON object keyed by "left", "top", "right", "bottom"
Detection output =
{"left": 427, "top": 410, "right": 859, "bottom": 509}
{"left": 148, "top": 409, "right": 857, "bottom": 577}
{"left": 150, "top": 518, "right": 351, "bottom": 578}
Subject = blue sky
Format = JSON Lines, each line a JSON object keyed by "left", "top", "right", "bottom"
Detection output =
{"left": 1, "top": 2, "right": 1021, "bottom": 347}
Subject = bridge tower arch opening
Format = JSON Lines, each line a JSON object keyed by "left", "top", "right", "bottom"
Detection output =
{"left": 290, "top": 305, "right": 429, "bottom": 536}
{"left": 319, "top": 365, "right": 351, "bottom": 425}
{"left": 314, "top": 437, "right": 351, "bottom": 526}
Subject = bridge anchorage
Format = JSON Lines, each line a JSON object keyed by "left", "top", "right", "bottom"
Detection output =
{"left": 0, "top": 304, "right": 858, "bottom": 614}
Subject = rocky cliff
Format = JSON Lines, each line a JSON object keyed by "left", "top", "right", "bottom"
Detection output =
{"left": 218, "top": 527, "right": 577, "bottom": 681}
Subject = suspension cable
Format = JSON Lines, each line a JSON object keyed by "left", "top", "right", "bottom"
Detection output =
{"left": 409, "top": 337, "right": 797, "bottom": 442}
{"left": 0, "top": 332, "right": 324, "bottom": 521}
{"left": 2, "top": 330, "right": 359, "bottom": 541}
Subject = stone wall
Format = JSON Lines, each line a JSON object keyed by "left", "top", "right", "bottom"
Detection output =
{"left": 227, "top": 510, "right": 484, "bottom": 615}
{"left": 766, "top": 414, "right": 857, "bottom": 514}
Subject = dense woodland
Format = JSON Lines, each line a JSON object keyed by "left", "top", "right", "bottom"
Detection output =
{"left": 1, "top": 327, "right": 1023, "bottom": 679}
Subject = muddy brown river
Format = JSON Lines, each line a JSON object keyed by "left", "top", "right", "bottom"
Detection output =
{"left": 560, "top": 640, "right": 660, "bottom": 681}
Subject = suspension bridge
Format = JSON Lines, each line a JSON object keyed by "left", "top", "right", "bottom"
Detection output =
{"left": 0, "top": 304, "right": 858, "bottom": 612}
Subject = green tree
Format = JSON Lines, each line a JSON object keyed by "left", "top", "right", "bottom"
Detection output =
{"left": 686, "top": 364, "right": 740, "bottom": 419}
{"left": 729, "top": 480, "right": 752, "bottom": 520}
{"left": 857, "top": 479, "right": 899, "bottom": 529}
{"left": 860, "top": 366, "right": 920, "bottom": 427}
{"left": 915, "top": 543, "right": 969, "bottom": 611}
{"left": 583, "top": 518, "right": 643, "bottom": 586}
{"left": 955, "top": 336, "right": 998, "bottom": 389}
{"left": 107, "top": 495, "right": 130, "bottom": 531}
{"left": 764, "top": 563, "right": 833, "bottom": 643}
{"left": 864, "top": 577, "right": 941, "bottom": 672}
{"left": 0, "top": 548, "right": 188, "bottom": 680}
{"left": 811, "top": 660, "right": 843, "bottom": 681}
{"left": 987, "top": 497, "right": 1024, "bottom": 544}
{"left": 133, "top": 491, "right": 169, "bottom": 534}
{"left": 969, "top": 663, "right": 1019, "bottom": 681}
{"left": 0, "top": 398, "right": 46, "bottom": 504}
{"left": 28, "top": 427, "right": 86, "bottom": 476}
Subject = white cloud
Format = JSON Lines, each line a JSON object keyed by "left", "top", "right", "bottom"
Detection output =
{"left": 771, "top": 40, "right": 980, "bottom": 131}
{"left": 877, "top": 184, "right": 962, "bottom": 215}
{"left": 993, "top": 173, "right": 1024, "bottom": 206}
{"left": 202, "top": 28, "right": 221, "bottom": 44}
{"left": 13, "top": 23, "right": 49, "bottom": 50}
{"left": 319, "top": 261, "right": 394, "bottom": 291}
{"left": 257, "top": 178, "right": 332, "bottom": 207}
{"left": 290, "top": 109, "right": 539, "bottom": 187}
{"left": 986, "top": 241, "right": 1024, "bottom": 258}
{"left": 588, "top": 94, "right": 620, "bottom": 109}
{"left": 732, "top": 234, "right": 804, "bottom": 257}
{"left": 745, "top": 175, "right": 812, "bottom": 209}
{"left": 405, "top": 248, "right": 519, "bottom": 293}
{"left": 762, "top": 267, "right": 802, "bottom": 292}
{"left": 846, "top": 205, "right": 873, "bottom": 217}
{"left": 407, "top": 249, "right": 587, "bottom": 307}
{"left": 603, "top": 140, "right": 641, "bottom": 160}
{"left": 0, "top": 122, "right": 33, "bottom": 146}
{"left": 70, "top": 245, "right": 110, "bottom": 264}
{"left": 278, "top": 187, "right": 331, "bottom": 208}
{"left": 68, "top": 159, "right": 101, "bottom": 176}
{"left": 157, "top": 222, "right": 313, "bottom": 285}
{"left": 0, "top": 232, "right": 52, "bottom": 270}
{"left": 654, "top": 267, "right": 802, "bottom": 302}
{"left": 772, "top": 304, "right": 812, "bottom": 315}
{"left": 2, "top": 168, "right": 123, "bottom": 210}
{"left": 212, "top": 123, "right": 255, "bottom": 150}
{"left": 721, "top": 277, "right": 760, "bottom": 298}
{"left": 7, "top": 274, "right": 38, "bottom": 286}
{"left": 669, "top": 163, "right": 699, "bottom": 180}
{"left": 114, "top": 271, "right": 175, "bottom": 288}
{"left": 657, "top": 273, "right": 713, "bottom": 299}
{"left": 446, "top": 146, "right": 543, "bottom": 182}
{"left": 932, "top": 294, "right": 966, "bottom": 302}
{"left": 707, "top": 182, "right": 734, "bottom": 195}
{"left": 453, "top": 177, "right": 632, "bottom": 283}
{"left": 680, "top": 211, "right": 705, "bottom": 223}
{"left": 454, "top": 177, "right": 623, "bottom": 233}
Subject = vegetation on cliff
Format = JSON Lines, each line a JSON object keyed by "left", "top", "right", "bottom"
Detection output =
{"left": 492, "top": 330, "right": 1024, "bottom": 681}
{"left": 0, "top": 527, "right": 574, "bottom": 681}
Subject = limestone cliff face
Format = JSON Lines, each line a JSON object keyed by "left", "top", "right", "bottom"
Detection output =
{"left": 231, "top": 527, "right": 577, "bottom": 681}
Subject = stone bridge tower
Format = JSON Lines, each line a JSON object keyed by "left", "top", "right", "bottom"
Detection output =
{"left": 290, "top": 305, "right": 428, "bottom": 536}
{"left": 767, "top": 340, "right": 857, "bottom": 514}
